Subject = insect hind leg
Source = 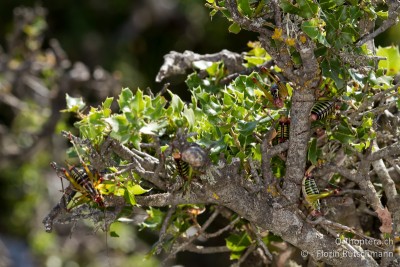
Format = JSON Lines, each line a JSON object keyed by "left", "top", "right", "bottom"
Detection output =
{"left": 50, "top": 162, "right": 71, "bottom": 209}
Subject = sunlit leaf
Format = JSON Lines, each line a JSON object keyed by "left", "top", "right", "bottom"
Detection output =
{"left": 237, "top": 0, "right": 252, "bottom": 17}
{"left": 64, "top": 94, "right": 85, "bottom": 113}
{"left": 377, "top": 46, "right": 400, "bottom": 76}
{"left": 228, "top": 22, "right": 241, "bottom": 34}
{"left": 226, "top": 232, "right": 252, "bottom": 252}
{"left": 301, "top": 19, "right": 330, "bottom": 47}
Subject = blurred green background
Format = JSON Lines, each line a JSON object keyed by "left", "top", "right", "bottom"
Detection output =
{"left": 0, "top": 1, "right": 398, "bottom": 267}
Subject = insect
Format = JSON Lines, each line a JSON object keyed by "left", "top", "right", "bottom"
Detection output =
{"left": 276, "top": 117, "right": 290, "bottom": 143}
{"left": 310, "top": 101, "right": 336, "bottom": 121}
{"left": 302, "top": 174, "right": 339, "bottom": 217}
{"left": 51, "top": 161, "right": 105, "bottom": 209}
{"left": 252, "top": 67, "right": 288, "bottom": 109}
{"left": 172, "top": 150, "right": 192, "bottom": 181}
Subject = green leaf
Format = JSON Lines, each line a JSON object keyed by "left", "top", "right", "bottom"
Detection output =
{"left": 169, "top": 91, "right": 184, "bottom": 114}
{"left": 301, "top": 19, "right": 330, "bottom": 47}
{"left": 319, "top": 0, "right": 345, "bottom": 10}
{"left": 132, "top": 90, "right": 145, "bottom": 114}
{"left": 376, "top": 11, "right": 388, "bottom": 19}
{"left": 228, "top": 22, "right": 241, "bottom": 34}
{"left": 139, "top": 121, "right": 168, "bottom": 135}
{"left": 183, "top": 106, "right": 196, "bottom": 128}
{"left": 64, "top": 94, "right": 85, "bottom": 113}
{"left": 102, "top": 97, "right": 114, "bottom": 109}
{"left": 321, "top": 58, "right": 345, "bottom": 88}
{"left": 297, "top": 0, "right": 319, "bottom": 19}
{"left": 237, "top": 0, "right": 252, "bottom": 17}
{"left": 308, "top": 138, "right": 318, "bottom": 165}
{"left": 237, "top": 120, "right": 257, "bottom": 136}
{"left": 281, "top": 0, "right": 318, "bottom": 18}
{"left": 226, "top": 232, "right": 252, "bottom": 252}
{"left": 118, "top": 88, "right": 134, "bottom": 112}
{"left": 128, "top": 183, "right": 150, "bottom": 195}
{"left": 280, "top": 0, "right": 301, "bottom": 15}
{"left": 141, "top": 208, "right": 165, "bottom": 229}
{"left": 331, "top": 120, "right": 355, "bottom": 144}
{"left": 377, "top": 46, "right": 400, "bottom": 76}
{"left": 124, "top": 189, "right": 136, "bottom": 205}
{"left": 110, "top": 231, "right": 120, "bottom": 238}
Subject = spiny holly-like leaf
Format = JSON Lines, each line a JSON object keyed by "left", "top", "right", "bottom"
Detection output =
{"left": 297, "top": 0, "right": 319, "bottom": 19}
{"left": 321, "top": 57, "right": 345, "bottom": 88}
{"left": 64, "top": 94, "right": 85, "bottom": 113}
{"left": 110, "top": 231, "right": 120, "bottom": 238}
{"left": 302, "top": 19, "right": 330, "bottom": 47}
{"left": 118, "top": 87, "right": 134, "bottom": 112}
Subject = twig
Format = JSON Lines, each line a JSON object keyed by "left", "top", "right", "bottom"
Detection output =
{"left": 225, "top": 0, "right": 270, "bottom": 35}
{"left": 163, "top": 208, "right": 220, "bottom": 263}
{"left": 231, "top": 244, "right": 257, "bottom": 267}
{"left": 42, "top": 186, "right": 76, "bottom": 232}
{"left": 154, "top": 205, "right": 176, "bottom": 254}
{"left": 250, "top": 223, "right": 273, "bottom": 260}
{"left": 184, "top": 244, "right": 231, "bottom": 254}
{"left": 368, "top": 142, "right": 400, "bottom": 162}
{"left": 203, "top": 216, "right": 240, "bottom": 239}
{"left": 356, "top": 0, "right": 400, "bottom": 46}
{"left": 156, "top": 50, "right": 245, "bottom": 82}
{"left": 372, "top": 142, "right": 398, "bottom": 210}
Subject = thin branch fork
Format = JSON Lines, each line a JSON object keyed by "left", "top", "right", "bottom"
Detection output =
{"left": 356, "top": 0, "right": 400, "bottom": 46}
{"left": 163, "top": 208, "right": 221, "bottom": 263}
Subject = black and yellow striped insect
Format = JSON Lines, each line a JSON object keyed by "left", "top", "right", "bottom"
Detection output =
{"left": 302, "top": 175, "right": 322, "bottom": 216}
{"left": 302, "top": 174, "right": 338, "bottom": 217}
{"left": 310, "top": 101, "right": 336, "bottom": 121}
{"left": 277, "top": 118, "right": 290, "bottom": 143}
{"left": 51, "top": 161, "right": 105, "bottom": 208}
{"left": 172, "top": 150, "right": 192, "bottom": 181}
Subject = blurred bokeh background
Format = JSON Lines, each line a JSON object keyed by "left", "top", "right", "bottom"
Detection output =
{"left": 0, "top": 1, "right": 398, "bottom": 267}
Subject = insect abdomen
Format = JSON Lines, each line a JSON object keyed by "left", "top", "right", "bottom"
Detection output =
{"left": 311, "top": 101, "right": 335, "bottom": 121}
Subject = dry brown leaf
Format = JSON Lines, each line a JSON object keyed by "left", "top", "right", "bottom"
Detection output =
{"left": 375, "top": 207, "right": 392, "bottom": 234}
